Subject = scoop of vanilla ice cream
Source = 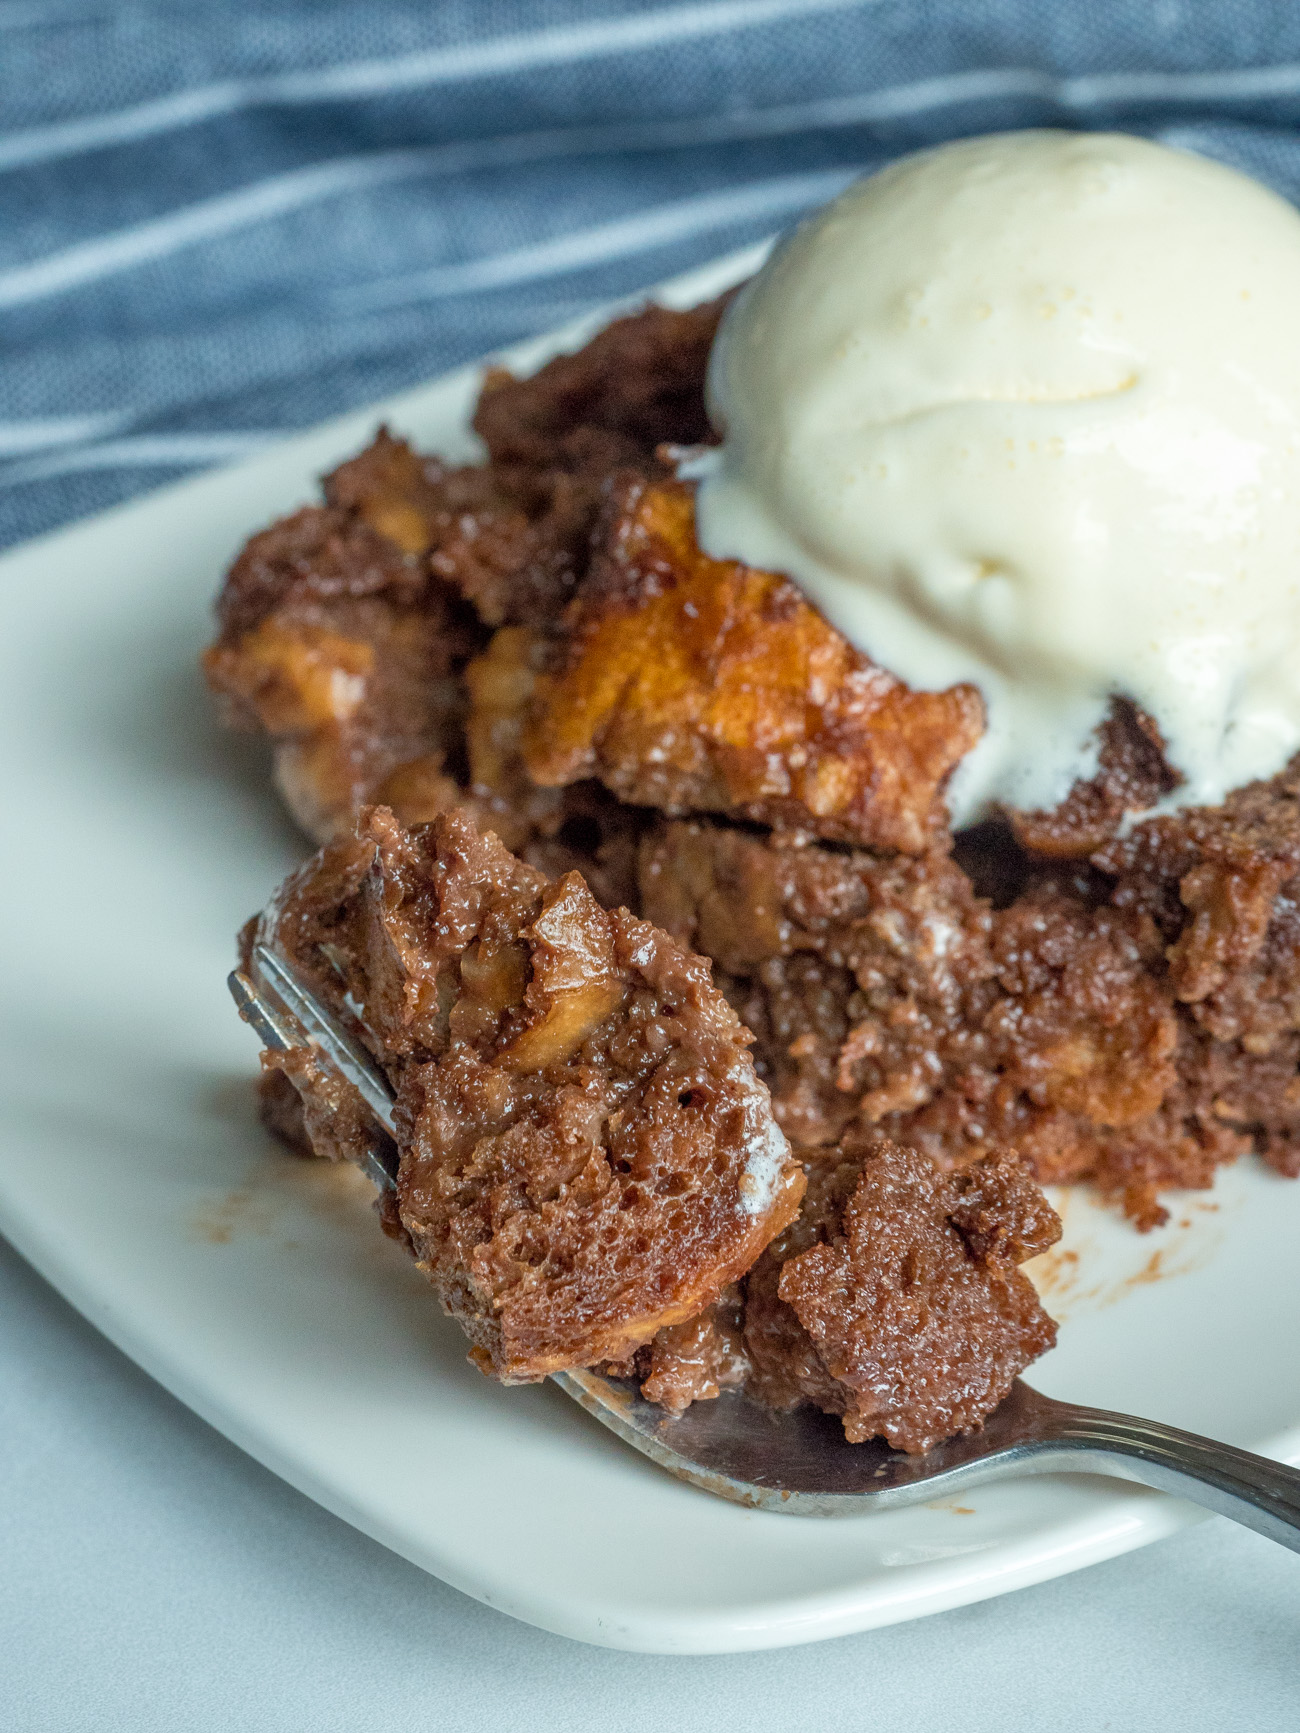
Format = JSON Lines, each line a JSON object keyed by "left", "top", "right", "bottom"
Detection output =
{"left": 694, "top": 129, "right": 1300, "bottom": 823}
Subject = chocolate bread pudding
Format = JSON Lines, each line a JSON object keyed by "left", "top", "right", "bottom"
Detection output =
{"left": 257, "top": 805, "right": 806, "bottom": 1381}
{"left": 249, "top": 802, "right": 1058, "bottom": 1445}
{"left": 209, "top": 134, "right": 1300, "bottom": 1449}
{"left": 746, "top": 1136, "right": 1058, "bottom": 1454}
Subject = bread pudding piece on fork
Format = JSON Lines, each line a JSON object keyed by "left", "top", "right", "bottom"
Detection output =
{"left": 744, "top": 1135, "right": 1060, "bottom": 1454}
{"left": 256, "top": 806, "right": 805, "bottom": 1381}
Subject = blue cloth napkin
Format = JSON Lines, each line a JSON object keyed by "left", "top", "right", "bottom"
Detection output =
{"left": 5, "top": 0, "right": 1300, "bottom": 551}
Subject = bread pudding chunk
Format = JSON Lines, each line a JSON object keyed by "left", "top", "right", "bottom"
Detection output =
{"left": 262, "top": 807, "right": 806, "bottom": 1382}
{"left": 633, "top": 1285, "right": 751, "bottom": 1415}
{"left": 202, "top": 474, "right": 485, "bottom": 843}
{"left": 639, "top": 818, "right": 1241, "bottom": 1228}
{"left": 746, "top": 1137, "right": 1060, "bottom": 1454}
{"left": 499, "top": 477, "right": 983, "bottom": 853}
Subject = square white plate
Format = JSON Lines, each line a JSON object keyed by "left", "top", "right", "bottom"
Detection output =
{"left": 2, "top": 247, "right": 1298, "bottom": 1655}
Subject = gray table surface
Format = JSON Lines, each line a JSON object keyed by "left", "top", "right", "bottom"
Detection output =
{"left": 2, "top": 1234, "right": 1296, "bottom": 1733}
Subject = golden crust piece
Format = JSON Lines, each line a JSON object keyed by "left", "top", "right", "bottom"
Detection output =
{"left": 511, "top": 479, "right": 984, "bottom": 852}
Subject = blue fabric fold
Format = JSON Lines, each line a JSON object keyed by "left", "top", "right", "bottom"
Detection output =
{"left": 4, "top": 0, "right": 1300, "bottom": 549}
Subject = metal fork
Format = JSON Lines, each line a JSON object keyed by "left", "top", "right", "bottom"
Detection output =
{"left": 230, "top": 945, "right": 1300, "bottom": 1546}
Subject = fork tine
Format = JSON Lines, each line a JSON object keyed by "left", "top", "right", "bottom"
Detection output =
{"left": 227, "top": 957, "right": 401, "bottom": 1192}
{"left": 251, "top": 944, "right": 398, "bottom": 1136}
{"left": 228, "top": 967, "right": 297, "bottom": 1053}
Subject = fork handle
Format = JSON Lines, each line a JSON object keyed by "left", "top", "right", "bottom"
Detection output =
{"left": 1020, "top": 1393, "right": 1300, "bottom": 1552}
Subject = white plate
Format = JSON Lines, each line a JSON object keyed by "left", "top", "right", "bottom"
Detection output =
{"left": 2, "top": 248, "right": 1299, "bottom": 1656}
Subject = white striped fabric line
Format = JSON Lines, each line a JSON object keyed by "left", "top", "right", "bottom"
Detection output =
{"left": 3, "top": 38, "right": 1300, "bottom": 182}
{"left": 805, "top": 60, "right": 1300, "bottom": 121}
{"left": 0, "top": 0, "right": 872, "bottom": 173}
{"left": 0, "top": 432, "right": 280, "bottom": 488}
{"left": 337, "top": 170, "right": 858, "bottom": 311}
{"left": 0, "top": 135, "right": 780, "bottom": 312}
{"left": 0, "top": 150, "right": 446, "bottom": 310}
{"left": 0, "top": 412, "right": 128, "bottom": 455}
{"left": 0, "top": 92, "right": 880, "bottom": 314}
{"left": 5, "top": 59, "right": 1300, "bottom": 316}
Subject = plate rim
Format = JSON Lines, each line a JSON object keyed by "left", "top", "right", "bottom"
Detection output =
{"left": 0, "top": 1190, "right": 1218, "bottom": 1653}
